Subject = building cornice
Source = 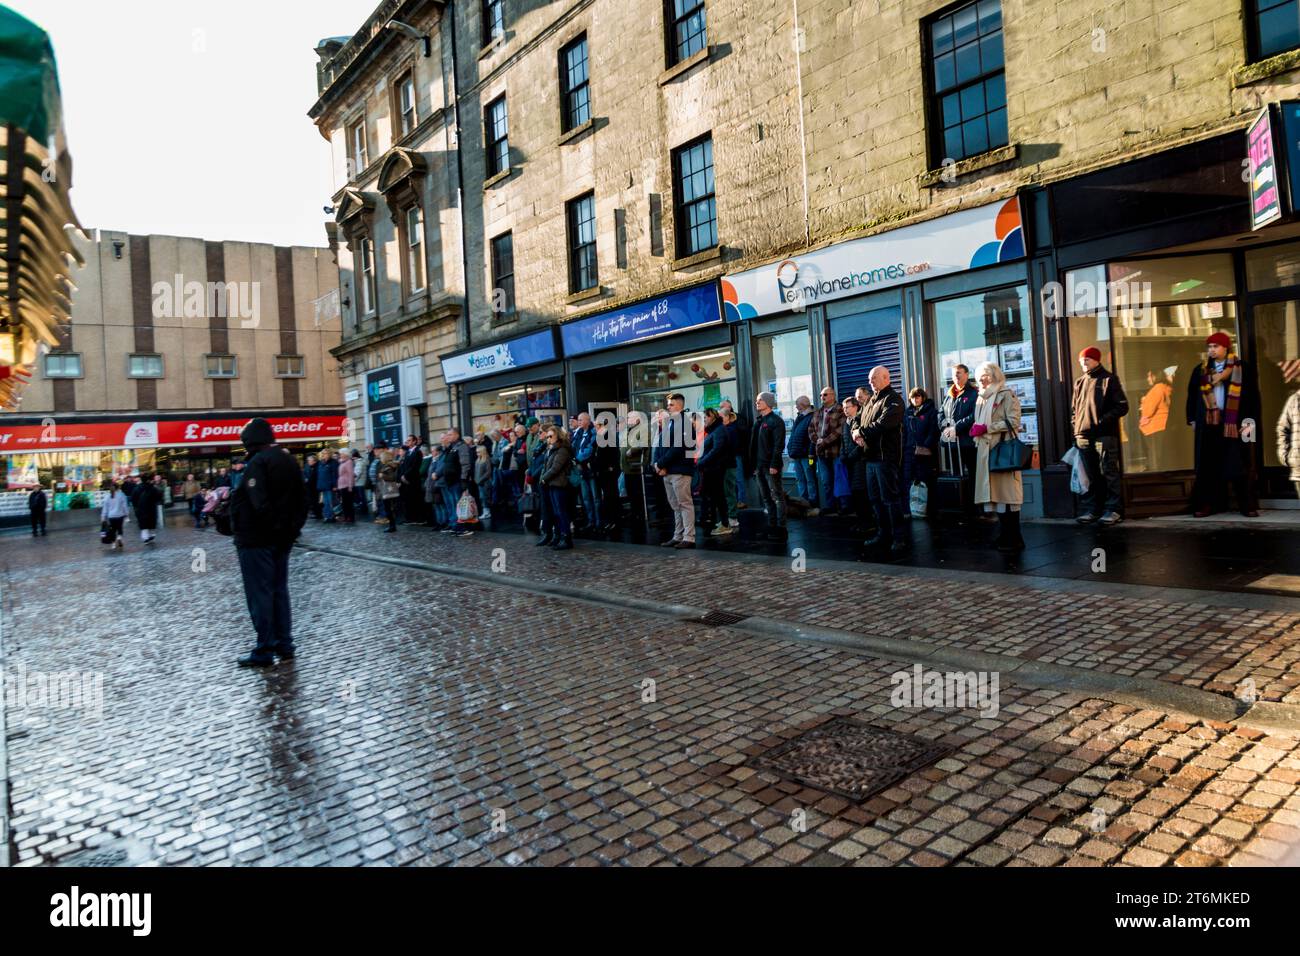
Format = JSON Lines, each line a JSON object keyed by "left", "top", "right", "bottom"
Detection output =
{"left": 332, "top": 295, "right": 461, "bottom": 359}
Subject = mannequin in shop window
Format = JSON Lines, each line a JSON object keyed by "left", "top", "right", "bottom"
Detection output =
{"left": 1186, "top": 331, "right": 1260, "bottom": 518}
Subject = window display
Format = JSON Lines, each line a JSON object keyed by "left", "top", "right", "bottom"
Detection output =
{"left": 470, "top": 382, "right": 565, "bottom": 438}
{"left": 629, "top": 349, "right": 736, "bottom": 418}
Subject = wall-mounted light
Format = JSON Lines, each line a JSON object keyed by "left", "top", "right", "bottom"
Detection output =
{"left": 386, "top": 19, "right": 431, "bottom": 57}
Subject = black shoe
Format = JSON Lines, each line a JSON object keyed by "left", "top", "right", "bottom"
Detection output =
{"left": 384, "top": 525, "right": 397, "bottom": 533}
{"left": 237, "top": 655, "right": 274, "bottom": 668}
{"left": 535, "top": 532, "right": 556, "bottom": 546}
{"left": 273, "top": 647, "right": 295, "bottom": 660}
{"left": 660, "top": 538, "right": 680, "bottom": 547}
{"left": 890, "top": 540, "right": 909, "bottom": 554}
{"left": 863, "top": 535, "right": 885, "bottom": 548}
{"left": 674, "top": 541, "right": 696, "bottom": 549}
{"left": 551, "top": 535, "right": 574, "bottom": 551}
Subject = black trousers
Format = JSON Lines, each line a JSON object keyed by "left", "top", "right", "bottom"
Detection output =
{"left": 237, "top": 545, "right": 292, "bottom": 661}
{"left": 700, "top": 469, "right": 728, "bottom": 528}
{"left": 30, "top": 511, "right": 46, "bottom": 534}
{"left": 1077, "top": 434, "right": 1123, "bottom": 516}
{"left": 1192, "top": 424, "right": 1258, "bottom": 514}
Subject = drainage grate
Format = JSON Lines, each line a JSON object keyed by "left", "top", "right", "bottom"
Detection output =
{"left": 749, "top": 717, "right": 953, "bottom": 803}
{"left": 57, "top": 838, "right": 154, "bottom": 867}
{"left": 698, "top": 610, "right": 750, "bottom": 628}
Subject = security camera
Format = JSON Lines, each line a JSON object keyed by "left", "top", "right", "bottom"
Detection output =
{"left": 386, "top": 19, "right": 431, "bottom": 56}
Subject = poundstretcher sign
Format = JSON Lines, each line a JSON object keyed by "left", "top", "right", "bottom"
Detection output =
{"left": 0, "top": 416, "right": 347, "bottom": 453}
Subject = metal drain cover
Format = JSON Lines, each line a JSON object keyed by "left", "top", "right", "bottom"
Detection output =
{"left": 57, "top": 838, "right": 154, "bottom": 867}
{"left": 698, "top": 610, "right": 749, "bottom": 627}
{"left": 749, "top": 717, "right": 953, "bottom": 802}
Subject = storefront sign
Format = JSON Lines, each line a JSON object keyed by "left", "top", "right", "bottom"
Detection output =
{"left": 560, "top": 284, "right": 721, "bottom": 357}
{"left": 722, "top": 198, "right": 1024, "bottom": 319}
{"left": 1248, "top": 106, "right": 1283, "bottom": 230}
{"left": 365, "top": 365, "right": 402, "bottom": 411}
{"left": 370, "top": 409, "right": 404, "bottom": 449}
{"left": 0, "top": 415, "right": 347, "bottom": 453}
{"left": 441, "top": 328, "right": 558, "bottom": 384}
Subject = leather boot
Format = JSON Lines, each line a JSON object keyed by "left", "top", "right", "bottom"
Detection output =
{"left": 992, "top": 510, "right": 1009, "bottom": 550}
{"left": 551, "top": 534, "right": 574, "bottom": 551}
{"left": 535, "top": 529, "right": 556, "bottom": 546}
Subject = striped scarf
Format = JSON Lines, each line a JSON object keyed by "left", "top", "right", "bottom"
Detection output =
{"left": 1200, "top": 353, "right": 1242, "bottom": 426}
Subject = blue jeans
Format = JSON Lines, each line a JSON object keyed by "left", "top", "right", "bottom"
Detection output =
{"left": 320, "top": 488, "right": 336, "bottom": 520}
{"left": 442, "top": 481, "right": 462, "bottom": 522}
{"left": 734, "top": 455, "right": 747, "bottom": 504}
{"left": 548, "top": 485, "right": 572, "bottom": 537}
{"left": 579, "top": 474, "right": 600, "bottom": 527}
{"left": 865, "top": 461, "right": 906, "bottom": 543}
{"left": 236, "top": 545, "right": 293, "bottom": 661}
{"left": 816, "top": 457, "right": 847, "bottom": 511}
{"left": 792, "top": 457, "right": 815, "bottom": 501}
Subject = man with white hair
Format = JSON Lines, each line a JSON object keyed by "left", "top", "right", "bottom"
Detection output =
{"left": 857, "top": 366, "right": 907, "bottom": 553}
{"left": 751, "top": 391, "right": 787, "bottom": 536}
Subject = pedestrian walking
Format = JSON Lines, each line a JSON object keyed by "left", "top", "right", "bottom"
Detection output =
{"left": 229, "top": 418, "right": 309, "bottom": 667}
{"left": 541, "top": 425, "right": 575, "bottom": 550}
{"left": 750, "top": 391, "right": 787, "bottom": 538}
{"left": 28, "top": 483, "right": 47, "bottom": 536}
{"left": 101, "top": 481, "right": 129, "bottom": 550}
{"left": 653, "top": 392, "right": 697, "bottom": 549}
{"left": 811, "top": 385, "right": 846, "bottom": 514}
{"left": 858, "top": 366, "right": 908, "bottom": 554}
{"left": 1071, "top": 346, "right": 1129, "bottom": 526}
{"left": 1188, "top": 331, "right": 1260, "bottom": 518}
{"left": 970, "top": 362, "right": 1025, "bottom": 552}
{"left": 133, "top": 475, "right": 162, "bottom": 544}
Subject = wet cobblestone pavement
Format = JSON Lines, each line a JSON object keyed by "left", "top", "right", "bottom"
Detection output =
{"left": 2, "top": 516, "right": 1299, "bottom": 867}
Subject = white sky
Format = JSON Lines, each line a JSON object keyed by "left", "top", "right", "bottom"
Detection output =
{"left": 9, "top": 0, "right": 377, "bottom": 247}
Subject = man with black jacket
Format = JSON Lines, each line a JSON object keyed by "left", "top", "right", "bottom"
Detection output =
{"left": 399, "top": 435, "right": 424, "bottom": 525}
{"left": 439, "top": 429, "right": 475, "bottom": 535}
{"left": 230, "top": 418, "right": 308, "bottom": 667}
{"left": 858, "top": 366, "right": 907, "bottom": 553}
{"left": 940, "top": 363, "right": 979, "bottom": 484}
{"left": 750, "top": 391, "right": 787, "bottom": 536}
{"left": 1071, "top": 346, "right": 1130, "bottom": 526}
{"left": 28, "top": 484, "right": 47, "bottom": 536}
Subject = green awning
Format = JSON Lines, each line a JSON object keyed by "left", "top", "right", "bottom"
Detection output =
{"left": 0, "top": 5, "right": 61, "bottom": 148}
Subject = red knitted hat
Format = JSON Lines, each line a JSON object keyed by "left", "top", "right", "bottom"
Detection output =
{"left": 1079, "top": 347, "right": 1101, "bottom": 362}
{"left": 1206, "top": 332, "right": 1231, "bottom": 349}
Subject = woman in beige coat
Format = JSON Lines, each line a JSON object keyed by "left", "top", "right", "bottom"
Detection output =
{"left": 970, "top": 361, "right": 1024, "bottom": 552}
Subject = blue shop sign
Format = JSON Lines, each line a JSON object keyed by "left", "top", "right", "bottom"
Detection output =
{"left": 560, "top": 284, "right": 721, "bottom": 357}
{"left": 441, "top": 327, "right": 559, "bottom": 384}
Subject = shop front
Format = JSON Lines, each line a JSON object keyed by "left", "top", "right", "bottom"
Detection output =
{"left": 1045, "top": 126, "right": 1300, "bottom": 515}
{"left": 363, "top": 358, "right": 428, "bottom": 447}
{"left": 561, "top": 283, "right": 735, "bottom": 422}
{"left": 441, "top": 327, "right": 566, "bottom": 438}
{"left": 722, "top": 197, "right": 1039, "bottom": 510}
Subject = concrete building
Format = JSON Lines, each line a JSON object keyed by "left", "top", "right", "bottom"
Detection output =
{"left": 317, "top": 0, "right": 1300, "bottom": 515}
{"left": 0, "top": 229, "right": 344, "bottom": 500}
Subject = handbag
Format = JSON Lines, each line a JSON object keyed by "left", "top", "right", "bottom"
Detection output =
{"left": 518, "top": 487, "right": 539, "bottom": 515}
{"left": 456, "top": 490, "right": 479, "bottom": 523}
{"left": 988, "top": 420, "right": 1033, "bottom": 473}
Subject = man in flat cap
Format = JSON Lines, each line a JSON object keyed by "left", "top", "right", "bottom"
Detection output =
{"left": 228, "top": 417, "right": 309, "bottom": 667}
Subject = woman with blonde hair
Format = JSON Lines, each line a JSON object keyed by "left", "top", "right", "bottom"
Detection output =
{"left": 540, "top": 425, "right": 575, "bottom": 550}
{"left": 968, "top": 361, "right": 1024, "bottom": 552}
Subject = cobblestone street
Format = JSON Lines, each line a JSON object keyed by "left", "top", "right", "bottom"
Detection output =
{"left": 2, "top": 517, "right": 1300, "bottom": 868}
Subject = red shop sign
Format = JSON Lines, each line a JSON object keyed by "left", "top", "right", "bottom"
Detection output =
{"left": 0, "top": 416, "right": 347, "bottom": 453}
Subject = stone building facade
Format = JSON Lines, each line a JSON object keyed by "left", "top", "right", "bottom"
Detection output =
{"left": 316, "top": 0, "right": 1300, "bottom": 514}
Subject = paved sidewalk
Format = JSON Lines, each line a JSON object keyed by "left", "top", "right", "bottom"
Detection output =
{"left": 0, "top": 518, "right": 1297, "bottom": 867}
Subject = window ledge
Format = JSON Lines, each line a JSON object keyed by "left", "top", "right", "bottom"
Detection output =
{"left": 659, "top": 45, "right": 712, "bottom": 86}
{"left": 671, "top": 245, "right": 724, "bottom": 271}
{"left": 558, "top": 118, "right": 595, "bottom": 147}
{"left": 483, "top": 166, "right": 514, "bottom": 190}
{"left": 478, "top": 36, "right": 505, "bottom": 60}
{"left": 490, "top": 310, "right": 519, "bottom": 329}
{"left": 1234, "top": 48, "right": 1300, "bottom": 86}
{"left": 565, "top": 285, "right": 606, "bottom": 305}
{"left": 918, "top": 144, "right": 1019, "bottom": 187}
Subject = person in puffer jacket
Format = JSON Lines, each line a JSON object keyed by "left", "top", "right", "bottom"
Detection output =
{"left": 1278, "top": 387, "right": 1300, "bottom": 496}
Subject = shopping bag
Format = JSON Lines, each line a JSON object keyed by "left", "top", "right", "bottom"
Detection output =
{"left": 456, "top": 490, "right": 479, "bottom": 523}
{"left": 909, "top": 481, "right": 929, "bottom": 518}
{"left": 1062, "top": 446, "right": 1090, "bottom": 495}
{"left": 100, "top": 520, "right": 114, "bottom": 544}
{"left": 833, "top": 459, "right": 852, "bottom": 499}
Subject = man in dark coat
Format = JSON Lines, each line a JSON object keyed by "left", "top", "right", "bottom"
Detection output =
{"left": 28, "top": 484, "right": 47, "bottom": 536}
{"left": 750, "top": 391, "right": 787, "bottom": 536}
{"left": 858, "top": 366, "right": 907, "bottom": 553}
{"left": 303, "top": 455, "right": 321, "bottom": 519}
{"left": 719, "top": 399, "right": 750, "bottom": 518}
{"left": 230, "top": 418, "right": 309, "bottom": 667}
{"left": 132, "top": 476, "right": 162, "bottom": 543}
{"left": 940, "top": 364, "right": 979, "bottom": 481}
{"left": 1187, "top": 331, "right": 1260, "bottom": 518}
{"left": 1071, "top": 346, "right": 1130, "bottom": 526}
{"left": 398, "top": 436, "right": 424, "bottom": 525}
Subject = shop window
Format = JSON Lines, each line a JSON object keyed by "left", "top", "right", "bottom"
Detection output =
{"left": 490, "top": 232, "right": 515, "bottom": 318}
{"left": 926, "top": 0, "right": 1007, "bottom": 165}
{"left": 483, "top": 0, "right": 505, "bottom": 47}
{"left": 567, "top": 192, "right": 598, "bottom": 293}
{"left": 275, "top": 354, "right": 305, "bottom": 378}
{"left": 630, "top": 348, "right": 736, "bottom": 420}
{"left": 666, "top": 0, "right": 707, "bottom": 67}
{"left": 1252, "top": 301, "right": 1300, "bottom": 469}
{"left": 204, "top": 353, "right": 237, "bottom": 379}
{"left": 405, "top": 206, "right": 425, "bottom": 294}
{"left": 1249, "top": 0, "right": 1300, "bottom": 62}
{"left": 1246, "top": 241, "right": 1300, "bottom": 291}
{"left": 43, "top": 352, "right": 82, "bottom": 378}
{"left": 932, "top": 285, "right": 1036, "bottom": 446}
{"left": 1108, "top": 254, "right": 1235, "bottom": 306}
{"left": 485, "top": 95, "right": 509, "bottom": 177}
{"left": 754, "top": 331, "right": 813, "bottom": 476}
{"left": 128, "top": 353, "right": 164, "bottom": 378}
{"left": 470, "top": 382, "right": 565, "bottom": 438}
{"left": 672, "top": 134, "right": 717, "bottom": 257}
{"left": 560, "top": 34, "right": 590, "bottom": 133}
